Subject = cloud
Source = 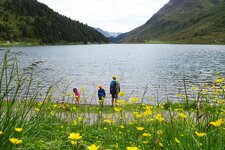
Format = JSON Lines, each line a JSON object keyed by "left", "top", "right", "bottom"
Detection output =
{"left": 38, "top": 0, "right": 169, "bottom": 32}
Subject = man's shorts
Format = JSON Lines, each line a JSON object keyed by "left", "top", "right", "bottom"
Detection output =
{"left": 112, "top": 93, "right": 118, "bottom": 98}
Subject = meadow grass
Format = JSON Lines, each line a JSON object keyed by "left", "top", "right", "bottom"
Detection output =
{"left": 0, "top": 51, "right": 225, "bottom": 149}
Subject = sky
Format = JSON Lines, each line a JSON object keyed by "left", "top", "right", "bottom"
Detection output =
{"left": 37, "top": 0, "right": 169, "bottom": 33}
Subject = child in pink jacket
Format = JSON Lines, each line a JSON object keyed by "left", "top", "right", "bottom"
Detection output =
{"left": 73, "top": 88, "right": 80, "bottom": 105}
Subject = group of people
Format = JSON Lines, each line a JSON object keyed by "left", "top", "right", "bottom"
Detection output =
{"left": 73, "top": 76, "right": 120, "bottom": 107}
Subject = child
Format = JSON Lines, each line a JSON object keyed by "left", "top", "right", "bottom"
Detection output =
{"left": 98, "top": 84, "right": 106, "bottom": 107}
{"left": 73, "top": 88, "right": 80, "bottom": 105}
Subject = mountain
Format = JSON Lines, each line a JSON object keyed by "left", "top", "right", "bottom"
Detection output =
{"left": 95, "top": 28, "right": 122, "bottom": 38}
{"left": 117, "top": 0, "right": 225, "bottom": 44}
{"left": 0, "top": 0, "right": 108, "bottom": 44}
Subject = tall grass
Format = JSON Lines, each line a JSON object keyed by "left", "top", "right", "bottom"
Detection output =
{"left": 0, "top": 50, "right": 224, "bottom": 149}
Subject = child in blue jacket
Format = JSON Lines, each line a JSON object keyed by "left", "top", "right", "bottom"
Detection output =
{"left": 98, "top": 84, "right": 106, "bottom": 107}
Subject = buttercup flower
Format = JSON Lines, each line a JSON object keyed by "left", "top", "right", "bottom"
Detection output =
{"left": 142, "top": 133, "right": 151, "bottom": 137}
{"left": 71, "top": 140, "right": 77, "bottom": 145}
{"left": 9, "top": 138, "right": 22, "bottom": 145}
{"left": 179, "top": 113, "right": 187, "bottom": 119}
{"left": 175, "top": 138, "right": 180, "bottom": 144}
{"left": 73, "top": 120, "right": 77, "bottom": 126}
{"left": 38, "top": 102, "right": 43, "bottom": 106}
{"left": 191, "top": 86, "right": 196, "bottom": 90}
{"left": 149, "top": 96, "right": 153, "bottom": 100}
{"left": 104, "top": 119, "right": 114, "bottom": 124}
{"left": 114, "top": 107, "right": 122, "bottom": 112}
{"left": 87, "top": 144, "right": 99, "bottom": 150}
{"left": 68, "top": 133, "right": 82, "bottom": 140}
{"left": 215, "top": 78, "right": 224, "bottom": 83}
{"left": 195, "top": 131, "right": 206, "bottom": 137}
{"left": 130, "top": 97, "right": 139, "bottom": 103}
{"left": 159, "top": 142, "right": 164, "bottom": 147}
{"left": 127, "top": 147, "right": 139, "bottom": 150}
{"left": 143, "top": 110, "right": 153, "bottom": 116}
{"left": 142, "top": 141, "right": 148, "bottom": 144}
{"left": 136, "top": 127, "right": 144, "bottom": 131}
{"left": 118, "top": 91, "right": 125, "bottom": 97}
{"left": 0, "top": 131, "right": 3, "bottom": 135}
{"left": 120, "top": 125, "right": 125, "bottom": 129}
{"left": 34, "top": 108, "right": 40, "bottom": 112}
{"left": 116, "top": 100, "right": 124, "bottom": 105}
{"left": 155, "top": 114, "right": 164, "bottom": 122}
{"left": 14, "top": 128, "right": 23, "bottom": 132}
{"left": 157, "top": 130, "right": 163, "bottom": 135}
{"left": 210, "top": 119, "right": 223, "bottom": 127}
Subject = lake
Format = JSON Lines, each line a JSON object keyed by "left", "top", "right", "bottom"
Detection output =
{"left": 1, "top": 44, "right": 225, "bottom": 104}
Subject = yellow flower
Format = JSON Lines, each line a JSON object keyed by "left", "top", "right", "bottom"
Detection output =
{"left": 0, "top": 131, "right": 3, "bottom": 135}
{"left": 34, "top": 108, "right": 40, "bottom": 112}
{"left": 120, "top": 125, "right": 125, "bottom": 129}
{"left": 116, "top": 99, "right": 124, "bottom": 105}
{"left": 130, "top": 97, "right": 139, "bottom": 103}
{"left": 9, "top": 138, "right": 22, "bottom": 145}
{"left": 155, "top": 114, "right": 164, "bottom": 122}
{"left": 133, "top": 112, "right": 142, "bottom": 118}
{"left": 87, "top": 144, "right": 99, "bottom": 150}
{"left": 159, "top": 142, "right": 164, "bottom": 147}
{"left": 174, "top": 108, "right": 183, "bottom": 112}
{"left": 73, "top": 120, "right": 77, "bottom": 126}
{"left": 157, "top": 130, "right": 163, "bottom": 135}
{"left": 38, "top": 102, "right": 43, "bottom": 106}
{"left": 149, "top": 96, "right": 153, "bottom": 100}
{"left": 14, "top": 128, "right": 23, "bottom": 132}
{"left": 68, "top": 133, "right": 82, "bottom": 140}
{"left": 216, "top": 71, "right": 221, "bottom": 75}
{"left": 136, "top": 127, "right": 144, "bottom": 131}
{"left": 218, "top": 100, "right": 224, "bottom": 104}
{"left": 114, "top": 143, "right": 118, "bottom": 149}
{"left": 118, "top": 91, "right": 125, "bottom": 97}
{"left": 215, "top": 78, "right": 224, "bottom": 83}
{"left": 191, "top": 86, "right": 196, "bottom": 90}
{"left": 195, "top": 132, "right": 206, "bottom": 137}
{"left": 142, "top": 133, "right": 151, "bottom": 137}
{"left": 104, "top": 119, "right": 114, "bottom": 124}
{"left": 178, "top": 113, "right": 187, "bottom": 119}
{"left": 127, "top": 147, "right": 139, "bottom": 150}
{"left": 142, "top": 141, "right": 148, "bottom": 144}
{"left": 71, "top": 140, "right": 77, "bottom": 145}
{"left": 210, "top": 119, "right": 223, "bottom": 127}
{"left": 114, "top": 107, "right": 122, "bottom": 112}
{"left": 143, "top": 110, "right": 153, "bottom": 116}
{"left": 175, "top": 138, "right": 180, "bottom": 144}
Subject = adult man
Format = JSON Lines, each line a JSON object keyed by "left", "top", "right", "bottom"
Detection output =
{"left": 110, "top": 76, "right": 120, "bottom": 106}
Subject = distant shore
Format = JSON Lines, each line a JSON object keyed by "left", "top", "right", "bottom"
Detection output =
{"left": 0, "top": 41, "right": 108, "bottom": 47}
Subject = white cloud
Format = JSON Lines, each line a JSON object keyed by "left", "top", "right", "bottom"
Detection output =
{"left": 37, "top": 0, "right": 169, "bottom": 32}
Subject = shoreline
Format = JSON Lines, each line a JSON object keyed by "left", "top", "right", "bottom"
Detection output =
{"left": 1, "top": 41, "right": 225, "bottom": 47}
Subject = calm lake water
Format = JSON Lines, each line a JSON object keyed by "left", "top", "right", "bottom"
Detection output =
{"left": 1, "top": 44, "right": 225, "bottom": 104}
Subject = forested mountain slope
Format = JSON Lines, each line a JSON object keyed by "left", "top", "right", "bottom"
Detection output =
{"left": 0, "top": 0, "right": 108, "bottom": 44}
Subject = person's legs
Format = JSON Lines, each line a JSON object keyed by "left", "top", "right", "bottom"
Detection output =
{"left": 115, "top": 94, "right": 118, "bottom": 103}
{"left": 111, "top": 98, "right": 114, "bottom": 106}
{"left": 111, "top": 94, "right": 115, "bottom": 106}
{"left": 76, "top": 98, "right": 80, "bottom": 106}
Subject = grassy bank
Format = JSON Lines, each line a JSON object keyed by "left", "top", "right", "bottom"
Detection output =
{"left": 0, "top": 51, "right": 225, "bottom": 149}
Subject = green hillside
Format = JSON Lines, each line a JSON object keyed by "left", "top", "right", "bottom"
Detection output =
{"left": 0, "top": 0, "right": 108, "bottom": 45}
{"left": 118, "top": 0, "right": 225, "bottom": 44}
